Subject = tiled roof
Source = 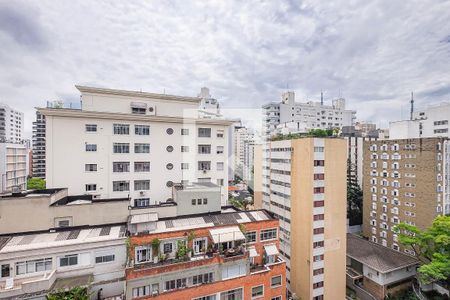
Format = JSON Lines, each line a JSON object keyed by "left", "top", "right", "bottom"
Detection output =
{"left": 347, "top": 234, "right": 419, "bottom": 273}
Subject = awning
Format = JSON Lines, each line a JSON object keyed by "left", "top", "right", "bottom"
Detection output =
{"left": 209, "top": 226, "right": 246, "bottom": 244}
{"left": 249, "top": 246, "right": 259, "bottom": 258}
{"left": 129, "top": 213, "right": 158, "bottom": 224}
{"left": 130, "top": 101, "right": 147, "bottom": 108}
{"left": 264, "top": 244, "right": 279, "bottom": 256}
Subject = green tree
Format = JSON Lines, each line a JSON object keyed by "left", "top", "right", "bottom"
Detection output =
{"left": 394, "top": 215, "right": 450, "bottom": 284}
{"left": 27, "top": 177, "right": 46, "bottom": 190}
{"left": 47, "top": 286, "right": 90, "bottom": 300}
{"left": 347, "top": 159, "right": 363, "bottom": 226}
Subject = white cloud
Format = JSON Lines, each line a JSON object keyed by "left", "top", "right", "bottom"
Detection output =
{"left": 0, "top": 0, "right": 449, "bottom": 136}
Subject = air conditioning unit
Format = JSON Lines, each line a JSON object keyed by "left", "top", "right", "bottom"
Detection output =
{"left": 140, "top": 191, "right": 145, "bottom": 196}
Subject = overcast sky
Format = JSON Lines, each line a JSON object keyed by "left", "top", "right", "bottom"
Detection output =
{"left": 1, "top": 0, "right": 450, "bottom": 137}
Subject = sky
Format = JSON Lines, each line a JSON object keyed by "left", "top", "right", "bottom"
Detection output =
{"left": 1, "top": 0, "right": 450, "bottom": 137}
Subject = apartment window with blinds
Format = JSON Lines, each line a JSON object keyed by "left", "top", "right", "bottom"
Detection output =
{"left": 85, "top": 124, "right": 97, "bottom": 132}
{"left": 113, "top": 143, "right": 129, "bottom": 153}
{"left": 217, "top": 130, "right": 224, "bottom": 138}
{"left": 198, "top": 144, "right": 211, "bottom": 154}
{"left": 260, "top": 228, "right": 277, "bottom": 241}
{"left": 181, "top": 146, "right": 189, "bottom": 152}
{"left": 85, "top": 184, "right": 97, "bottom": 191}
{"left": 251, "top": 285, "right": 264, "bottom": 299}
{"left": 181, "top": 128, "right": 189, "bottom": 135}
{"left": 15, "top": 258, "right": 52, "bottom": 275}
{"left": 314, "top": 147, "right": 324, "bottom": 152}
{"left": 314, "top": 214, "right": 324, "bottom": 221}
{"left": 95, "top": 253, "right": 115, "bottom": 263}
{"left": 135, "top": 125, "right": 150, "bottom": 135}
{"left": 132, "top": 286, "right": 150, "bottom": 298}
{"left": 314, "top": 201, "right": 324, "bottom": 207}
{"left": 134, "top": 180, "right": 150, "bottom": 190}
{"left": 314, "top": 187, "right": 325, "bottom": 194}
{"left": 113, "top": 124, "right": 129, "bottom": 135}
{"left": 113, "top": 162, "right": 130, "bottom": 172}
{"left": 134, "top": 162, "right": 150, "bottom": 172}
{"left": 59, "top": 254, "right": 78, "bottom": 267}
{"left": 85, "top": 164, "right": 97, "bottom": 172}
{"left": 85, "top": 144, "right": 97, "bottom": 152}
{"left": 198, "top": 161, "right": 211, "bottom": 170}
{"left": 220, "top": 288, "right": 243, "bottom": 300}
{"left": 135, "top": 143, "right": 150, "bottom": 153}
{"left": 113, "top": 181, "right": 129, "bottom": 192}
{"left": 271, "top": 275, "right": 282, "bottom": 287}
{"left": 198, "top": 128, "right": 211, "bottom": 137}
{"left": 314, "top": 160, "right": 325, "bottom": 166}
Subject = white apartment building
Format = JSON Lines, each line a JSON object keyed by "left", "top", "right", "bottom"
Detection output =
{"left": 40, "top": 86, "right": 233, "bottom": 206}
{"left": 0, "top": 103, "right": 24, "bottom": 144}
{"left": 390, "top": 102, "right": 450, "bottom": 139}
{"left": 262, "top": 91, "right": 356, "bottom": 138}
{"left": 0, "top": 225, "right": 127, "bottom": 300}
{"left": 197, "top": 87, "right": 221, "bottom": 119}
{"left": 0, "top": 143, "right": 27, "bottom": 192}
{"left": 233, "top": 126, "right": 255, "bottom": 181}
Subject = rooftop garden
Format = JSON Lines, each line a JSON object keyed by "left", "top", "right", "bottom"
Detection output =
{"left": 270, "top": 128, "right": 338, "bottom": 141}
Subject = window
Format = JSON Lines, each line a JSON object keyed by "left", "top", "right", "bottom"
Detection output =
{"left": 131, "top": 107, "right": 146, "bottom": 114}
{"left": 181, "top": 145, "right": 189, "bottom": 152}
{"left": 313, "top": 241, "right": 324, "bottom": 248}
{"left": 85, "top": 184, "right": 97, "bottom": 192}
{"left": 15, "top": 258, "right": 52, "bottom": 275}
{"left": 313, "top": 268, "right": 324, "bottom": 275}
{"left": 95, "top": 253, "right": 115, "bottom": 263}
{"left": 166, "top": 128, "right": 174, "bottom": 135}
{"left": 220, "top": 288, "right": 243, "bottom": 300}
{"left": 314, "top": 146, "right": 324, "bottom": 152}
{"left": 181, "top": 163, "right": 189, "bottom": 170}
{"left": 113, "top": 143, "right": 129, "bottom": 153}
{"left": 198, "top": 128, "right": 211, "bottom": 137}
{"left": 134, "top": 161, "right": 150, "bottom": 172}
{"left": 313, "top": 254, "right": 324, "bottom": 262}
{"left": 314, "top": 160, "right": 324, "bottom": 166}
{"left": 113, "top": 162, "right": 130, "bottom": 172}
{"left": 194, "top": 295, "right": 216, "bottom": 300}
{"left": 181, "top": 128, "right": 189, "bottom": 135}
{"left": 192, "top": 272, "right": 214, "bottom": 285}
{"left": 314, "top": 201, "right": 324, "bottom": 207}
{"left": 246, "top": 231, "right": 257, "bottom": 243}
{"left": 217, "top": 162, "right": 224, "bottom": 171}
{"left": 271, "top": 275, "right": 282, "bottom": 287}
{"left": 85, "top": 164, "right": 97, "bottom": 172}
{"left": 113, "top": 124, "right": 129, "bottom": 135}
{"left": 192, "top": 199, "right": 196, "bottom": 205}
{"left": 59, "top": 254, "right": 78, "bottom": 267}
{"left": 134, "top": 180, "right": 150, "bottom": 190}
{"left": 313, "top": 281, "right": 324, "bottom": 289}
{"left": 163, "top": 242, "right": 173, "bottom": 254}
{"left": 113, "top": 181, "right": 129, "bottom": 192}
{"left": 85, "top": 124, "right": 97, "bottom": 132}
{"left": 132, "top": 285, "right": 150, "bottom": 298}
{"left": 314, "top": 173, "right": 325, "bottom": 180}
{"left": 217, "top": 179, "right": 224, "bottom": 186}
{"left": 135, "top": 198, "right": 150, "bottom": 207}
{"left": 271, "top": 297, "right": 282, "bottom": 300}
{"left": 58, "top": 220, "right": 70, "bottom": 227}
{"left": 85, "top": 144, "right": 97, "bottom": 152}
{"left": 217, "top": 130, "right": 224, "bottom": 138}
{"left": 135, "top": 143, "right": 150, "bottom": 153}
{"left": 135, "top": 246, "right": 151, "bottom": 263}
{"left": 260, "top": 228, "right": 277, "bottom": 240}
{"left": 314, "top": 214, "right": 324, "bottom": 221}
{"left": 314, "top": 187, "right": 325, "bottom": 194}
{"left": 198, "top": 144, "right": 211, "bottom": 154}
{"left": 1, "top": 264, "right": 10, "bottom": 278}
{"left": 314, "top": 227, "right": 324, "bottom": 234}
{"left": 217, "top": 146, "right": 224, "bottom": 154}
{"left": 198, "top": 161, "right": 211, "bottom": 170}
{"left": 135, "top": 125, "right": 150, "bottom": 135}
{"left": 251, "top": 285, "right": 264, "bottom": 298}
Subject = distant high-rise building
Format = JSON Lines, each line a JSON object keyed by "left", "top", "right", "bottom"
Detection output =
{"left": 0, "top": 103, "right": 24, "bottom": 143}
{"left": 363, "top": 138, "right": 450, "bottom": 254}
{"left": 389, "top": 102, "right": 450, "bottom": 139}
{"left": 0, "top": 143, "right": 27, "bottom": 192}
{"left": 262, "top": 137, "right": 347, "bottom": 300}
{"left": 262, "top": 91, "right": 356, "bottom": 138}
{"left": 32, "top": 111, "right": 46, "bottom": 179}
{"left": 233, "top": 126, "right": 255, "bottom": 181}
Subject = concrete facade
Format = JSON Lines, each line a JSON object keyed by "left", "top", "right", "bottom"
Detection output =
{"left": 0, "top": 103, "right": 24, "bottom": 144}
{"left": 0, "top": 143, "right": 27, "bottom": 192}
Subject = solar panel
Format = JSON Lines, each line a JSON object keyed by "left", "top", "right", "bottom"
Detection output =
{"left": 99, "top": 227, "right": 111, "bottom": 236}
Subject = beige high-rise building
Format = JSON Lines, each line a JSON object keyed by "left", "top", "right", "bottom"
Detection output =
{"left": 363, "top": 138, "right": 450, "bottom": 254}
{"left": 262, "top": 137, "right": 347, "bottom": 300}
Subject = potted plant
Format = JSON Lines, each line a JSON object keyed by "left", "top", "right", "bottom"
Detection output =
{"left": 151, "top": 238, "right": 161, "bottom": 263}
{"left": 176, "top": 241, "right": 187, "bottom": 260}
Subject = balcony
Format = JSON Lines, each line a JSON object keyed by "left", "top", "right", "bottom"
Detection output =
{"left": 0, "top": 270, "right": 56, "bottom": 298}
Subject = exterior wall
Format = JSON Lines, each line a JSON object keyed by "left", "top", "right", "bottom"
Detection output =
{"left": 264, "top": 138, "right": 347, "bottom": 300}
{"left": 0, "top": 103, "right": 24, "bottom": 144}
{"left": 362, "top": 138, "right": 448, "bottom": 253}
{"left": 43, "top": 110, "right": 230, "bottom": 205}
{"left": 173, "top": 187, "right": 222, "bottom": 215}
{"left": 253, "top": 144, "right": 263, "bottom": 209}
{"left": 389, "top": 120, "right": 420, "bottom": 139}
{"left": 0, "top": 195, "right": 129, "bottom": 235}
{"left": 0, "top": 143, "right": 27, "bottom": 192}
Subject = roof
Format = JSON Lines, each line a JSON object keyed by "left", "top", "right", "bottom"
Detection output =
{"left": 347, "top": 234, "right": 419, "bottom": 273}
{"left": 0, "top": 188, "right": 65, "bottom": 199}
{"left": 138, "top": 209, "right": 274, "bottom": 235}
{"left": 75, "top": 85, "right": 201, "bottom": 103}
{"left": 130, "top": 213, "right": 158, "bottom": 224}
{"left": 0, "top": 225, "right": 127, "bottom": 253}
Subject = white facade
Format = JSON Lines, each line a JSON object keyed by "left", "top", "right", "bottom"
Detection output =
{"left": 0, "top": 226, "right": 126, "bottom": 299}
{"left": 390, "top": 102, "right": 450, "bottom": 139}
{"left": 0, "top": 103, "right": 24, "bottom": 144}
{"left": 197, "top": 87, "right": 221, "bottom": 118}
{"left": 345, "top": 136, "right": 377, "bottom": 188}
{"left": 233, "top": 126, "right": 255, "bottom": 181}
{"left": 0, "top": 143, "right": 27, "bottom": 192}
{"left": 41, "top": 86, "right": 233, "bottom": 206}
{"left": 262, "top": 91, "right": 356, "bottom": 138}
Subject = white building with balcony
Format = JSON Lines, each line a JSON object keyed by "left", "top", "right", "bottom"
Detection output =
{"left": 0, "top": 143, "right": 27, "bottom": 192}
{"left": 0, "top": 103, "right": 23, "bottom": 144}
{"left": 39, "top": 85, "right": 234, "bottom": 206}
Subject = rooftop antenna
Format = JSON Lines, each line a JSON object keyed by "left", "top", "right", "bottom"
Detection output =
{"left": 320, "top": 91, "right": 324, "bottom": 106}
{"left": 410, "top": 92, "right": 414, "bottom": 120}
